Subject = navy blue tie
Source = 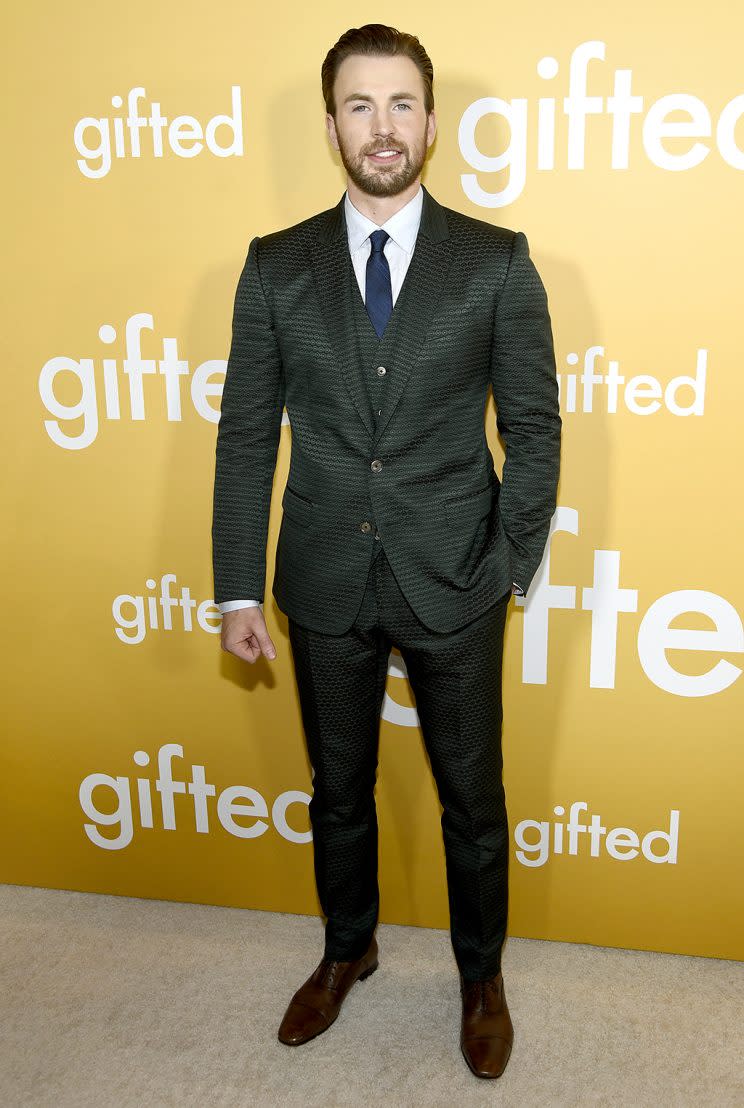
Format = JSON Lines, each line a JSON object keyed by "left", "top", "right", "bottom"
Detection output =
{"left": 365, "top": 229, "right": 393, "bottom": 338}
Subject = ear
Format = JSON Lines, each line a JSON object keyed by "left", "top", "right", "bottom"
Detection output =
{"left": 426, "top": 109, "right": 437, "bottom": 148}
{"left": 326, "top": 113, "right": 339, "bottom": 152}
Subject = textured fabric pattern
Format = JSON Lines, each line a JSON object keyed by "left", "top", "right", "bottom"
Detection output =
{"left": 212, "top": 184, "right": 561, "bottom": 633}
{"left": 288, "top": 545, "right": 512, "bottom": 982}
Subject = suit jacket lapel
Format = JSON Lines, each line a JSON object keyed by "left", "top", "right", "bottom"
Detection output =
{"left": 371, "top": 186, "right": 454, "bottom": 442}
{"left": 310, "top": 200, "right": 376, "bottom": 436}
{"left": 310, "top": 183, "right": 454, "bottom": 442}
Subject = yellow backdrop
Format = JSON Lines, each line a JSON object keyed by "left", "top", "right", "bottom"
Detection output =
{"left": 3, "top": 2, "right": 743, "bottom": 961}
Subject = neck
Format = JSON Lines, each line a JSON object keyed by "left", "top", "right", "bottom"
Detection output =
{"left": 346, "top": 178, "right": 421, "bottom": 225}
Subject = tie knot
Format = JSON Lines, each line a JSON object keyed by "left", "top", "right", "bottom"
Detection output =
{"left": 369, "top": 229, "right": 389, "bottom": 254}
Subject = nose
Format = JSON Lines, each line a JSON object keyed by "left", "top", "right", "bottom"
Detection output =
{"left": 371, "top": 109, "right": 398, "bottom": 137}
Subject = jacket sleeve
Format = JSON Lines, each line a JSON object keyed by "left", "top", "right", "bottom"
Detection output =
{"left": 211, "top": 235, "right": 286, "bottom": 605}
{"left": 490, "top": 230, "right": 562, "bottom": 596}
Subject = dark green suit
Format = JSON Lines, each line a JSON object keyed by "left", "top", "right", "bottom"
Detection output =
{"left": 211, "top": 184, "right": 561, "bottom": 632}
{"left": 211, "top": 184, "right": 561, "bottom": 981}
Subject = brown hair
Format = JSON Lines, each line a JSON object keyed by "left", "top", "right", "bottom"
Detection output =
{"left": 321, "top": 24, "right": 434, "bottom": 119}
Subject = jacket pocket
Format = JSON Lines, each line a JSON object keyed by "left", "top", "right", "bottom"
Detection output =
{"left": 281, "top": 484, "right": 314, "bottom": 527}
{"left": 443, "top": 481, "right": 495, "bottom": 582}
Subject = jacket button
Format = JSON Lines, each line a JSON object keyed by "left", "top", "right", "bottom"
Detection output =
{"left": 370, "top": 459, "right": 383, "bottom": 472}
{"left": 376, "top": 365, "right": 387, "bottom": 376}
{"left": 360, "top": 521, "right": 372, "bottom": 533}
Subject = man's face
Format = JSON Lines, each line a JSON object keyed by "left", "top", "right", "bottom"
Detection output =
{"left": 326, "top": 53, "right": 436, "bottom": 197}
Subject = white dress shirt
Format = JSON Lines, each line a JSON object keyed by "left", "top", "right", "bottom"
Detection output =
{"left": 217, "top": 185, "right": 522, "bottom": 614}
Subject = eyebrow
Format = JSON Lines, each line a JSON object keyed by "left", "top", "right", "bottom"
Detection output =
{"left": 342, "top": 91, "right": 419, "bottom": 104}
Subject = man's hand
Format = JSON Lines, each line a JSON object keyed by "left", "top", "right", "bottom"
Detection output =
{"left": 220, "top": 606, "right": 277, "bottom": 664}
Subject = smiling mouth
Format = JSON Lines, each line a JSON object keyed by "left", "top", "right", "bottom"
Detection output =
{"left": 367, "top": 149, "right": 403, "bottom": 162}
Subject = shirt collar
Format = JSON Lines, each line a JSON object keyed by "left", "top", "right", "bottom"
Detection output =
{"left": 344, "top": 184, "right": 424, "bottom": 255}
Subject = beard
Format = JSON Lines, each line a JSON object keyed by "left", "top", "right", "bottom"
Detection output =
{"left": 336, "top": 122, "right": 429, "bottom": 197}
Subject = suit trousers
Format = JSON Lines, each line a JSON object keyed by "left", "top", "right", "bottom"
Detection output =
{"left": 287, "top": 538, "right": 513, "bottom": 983}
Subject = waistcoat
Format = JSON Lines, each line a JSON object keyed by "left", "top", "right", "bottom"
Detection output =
{"left": 349, "top": 276, "right": 394, "bottom": 561}
{"left": 352, "top": 285, "right": 388, "bottom": 415}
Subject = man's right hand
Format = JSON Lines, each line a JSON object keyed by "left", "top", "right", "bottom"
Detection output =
{"left": 220, "top": 606, "right": 277, "bottom": 664}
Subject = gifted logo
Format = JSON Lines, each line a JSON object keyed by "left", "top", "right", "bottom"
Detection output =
{"left": 74, "top": 86, "right": 243, "bottom": 179}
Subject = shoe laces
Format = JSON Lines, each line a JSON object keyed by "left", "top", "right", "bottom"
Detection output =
{"left": 317, "top": 958, "right": 344, "bottom": 989}
{"left": 464, "top": 974, "right": 500, "bottom": 1009}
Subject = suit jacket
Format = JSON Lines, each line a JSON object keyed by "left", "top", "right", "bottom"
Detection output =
{"left": 211, "top": 183, "right": 561, "bottom": 635}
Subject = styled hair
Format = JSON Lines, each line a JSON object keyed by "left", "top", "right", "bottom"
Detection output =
{"left": 321, "top": 24, "right": 434, "bottom": 119}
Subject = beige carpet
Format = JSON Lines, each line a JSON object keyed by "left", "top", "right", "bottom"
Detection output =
{"left": 1, "top": 884, "right": 742, "bottom": 1107}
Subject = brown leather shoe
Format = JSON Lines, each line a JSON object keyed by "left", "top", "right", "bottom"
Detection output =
{"left": 277, "top": 936, "right": 379, "bottom": 1045}
{"left": 460, "top": 970, "right": 514, "bottom": 1078}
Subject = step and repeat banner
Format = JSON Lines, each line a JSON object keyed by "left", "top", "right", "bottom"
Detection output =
{"left": 3, "top": 3, "right": 743, "bottom": 961}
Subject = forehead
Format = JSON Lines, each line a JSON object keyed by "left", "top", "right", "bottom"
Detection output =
{"left": 334, "top": 53, "right": 424, "bottom": 98}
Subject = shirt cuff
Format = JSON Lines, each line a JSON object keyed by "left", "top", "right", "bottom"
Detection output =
{"left": 217, "top": 599, "right": 263, "bottom": 614}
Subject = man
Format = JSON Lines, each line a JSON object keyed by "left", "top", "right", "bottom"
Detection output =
{"left": 212, "top": 24, "right": 561, "bottom": 1080}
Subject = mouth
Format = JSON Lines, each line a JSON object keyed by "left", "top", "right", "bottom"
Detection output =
{"left": 367, "top": 148, "right": 403, "bottom": 164}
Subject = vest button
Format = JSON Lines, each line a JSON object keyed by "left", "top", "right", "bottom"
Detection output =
{"left": 376, "top": 365, "right": 387, "bottom": 376}
{"left": 360, "top": 521, "right": 372, "bottom": 533}
{"left": 370, "top": 459, "right": 383, "bottom": 472}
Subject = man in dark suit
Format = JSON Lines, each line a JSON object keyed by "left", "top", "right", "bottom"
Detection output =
{"left": 212, "top": 23, "right": 561, "bottom": 1079}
